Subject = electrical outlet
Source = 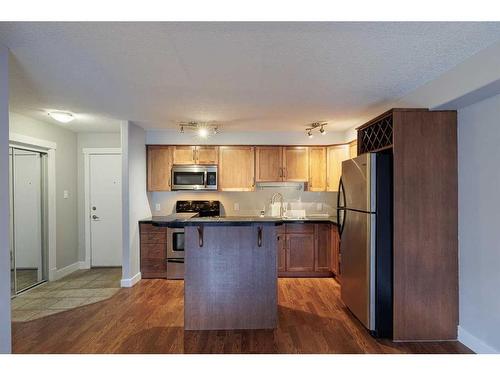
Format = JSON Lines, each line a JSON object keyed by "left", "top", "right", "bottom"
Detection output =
{"left": 316, "top": 203, "right": 323, "bottom": 211}
{"left": 155, "top": 203, "right": 161, "bottom": 211}
{"left": 234, "top": 203, "right": 240, "bottom": 211}
{"left": 63, "top": 190, "right": 69, "bottom": 199}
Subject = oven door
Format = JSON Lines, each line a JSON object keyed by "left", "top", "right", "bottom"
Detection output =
{"left": 167, "top": 228, "right": 185, "bottom": 259}
{"left": 172, "top": 165, "right": 206, "bottom": 190}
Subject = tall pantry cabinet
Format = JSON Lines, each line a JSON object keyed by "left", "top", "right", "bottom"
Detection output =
{"left": 357, "top": 108, "right": 458, "bottom": 341}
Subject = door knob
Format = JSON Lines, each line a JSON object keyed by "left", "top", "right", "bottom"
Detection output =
{"left": 92, "top": 215, "right": 99, "bottom": 220}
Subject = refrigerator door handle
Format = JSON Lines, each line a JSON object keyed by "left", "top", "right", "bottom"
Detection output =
{"left": 338, "top": 208, "right": 346, "bottom": 238}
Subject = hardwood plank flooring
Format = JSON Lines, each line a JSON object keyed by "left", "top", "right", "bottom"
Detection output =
{"left": 12, "top": 278, "right": 473, "bottom": 354}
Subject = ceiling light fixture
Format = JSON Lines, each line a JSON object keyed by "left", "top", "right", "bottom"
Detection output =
{"left": 178, "top": 121, "right": 220, "bottom": 138}
{"left": 198, "top": 127, "right": 209, "bottom": 138}
{"left": 306, "top": 122, "right": 328, "bottom": 138}
{"left": 48, "top": 111, "right": 75, "bottom": 123}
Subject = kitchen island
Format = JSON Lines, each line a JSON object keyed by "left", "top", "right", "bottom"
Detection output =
{"left": 139, "top": 215, "right": 339, "bottom": 330}
{"left": 184, "top": 220, "right": 280, "bottom": 330}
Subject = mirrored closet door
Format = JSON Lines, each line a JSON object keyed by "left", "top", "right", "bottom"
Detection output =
{"left": 9, "top": 147, "right": 48, "bottom": 295}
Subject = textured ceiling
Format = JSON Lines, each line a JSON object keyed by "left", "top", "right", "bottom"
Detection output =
{"left": 1, "top": 22, "right": 500, "bottom": 133}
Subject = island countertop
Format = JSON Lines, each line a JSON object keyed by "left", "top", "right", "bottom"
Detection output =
{"left": 139, "top": 215, "right": 338, "bottom": 227}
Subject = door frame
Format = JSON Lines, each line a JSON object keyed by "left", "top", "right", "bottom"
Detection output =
{"left": 9, "top": 132, "right": 57, "bottom": 281}
{"left": 83, "top": 148, "right": 122, "bottom": 269}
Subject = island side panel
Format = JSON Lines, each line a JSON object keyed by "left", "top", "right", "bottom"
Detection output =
{"left": 184, "top": 225, "right": 278, "bottom": 330}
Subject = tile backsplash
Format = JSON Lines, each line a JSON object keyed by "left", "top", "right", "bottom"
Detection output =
{"left": 148, "top": 190, "right": 338, "bottom": 218}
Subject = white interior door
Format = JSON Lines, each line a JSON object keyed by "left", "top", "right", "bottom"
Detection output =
{"left": 90, "top": 153, "right": 122, "bottom": 267}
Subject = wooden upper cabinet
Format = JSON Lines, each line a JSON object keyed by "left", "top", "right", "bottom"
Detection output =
{"left": 219, "top": 146, "right": 255, "bottom": 191}
{"left": 173, "top": 145, "right": 218, "bottom": 164}
{"left": 327, "top": 145, "right": 350, "bottom": 192}
{"left": 349, "top": 140, "right": 358, "bottom": 159}
{"left": 308, "top": 147, "right": 327, "bottom": 191}
{"left": 147, "top": 145, "right": 173, "bottom": 191}
{"left": 173, "top": 146, "right": 196, "bottom": 164}
{"left": 196, "top": 146, "right": 218, "bottom": 164}
{"left": 283, "top": 147, "right": 309, "bottom": 182}
{"left": 255, "top": 147, "right": 283, "bottom": 182}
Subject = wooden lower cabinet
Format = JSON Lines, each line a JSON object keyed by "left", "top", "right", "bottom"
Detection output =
{"left": 330, "top": 225, "right": 340, "bottom": 277}
{"left": 278, "top": 223, "right": 339, "bottom": 277}
{"left": 140, "top": 224, "right": 168, "bottom": 278}
{"left": 277, "top": 227, "right": 286, "bottom": 273}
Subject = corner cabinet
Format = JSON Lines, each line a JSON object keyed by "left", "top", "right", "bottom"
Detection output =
{"left": 309, "top": 147, "right": 327, "bottom": 191}
{"left": 218, "top": 146, "right": 255, "bottom": 191}
{"left": 147, "top": 145, "right": 173, "bottom": 191}
{"left": 326, "top": 145, "right": 349, "bottom": 192}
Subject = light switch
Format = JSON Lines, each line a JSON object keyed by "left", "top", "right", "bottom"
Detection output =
{"left": 63, "top": 190, "right": 69, "bottom": 199}
{"left": 234, "top": 203, "right": 240, "bottom": 211}
{"left": 155, "top": 203, "right": 161, "bottom": 211}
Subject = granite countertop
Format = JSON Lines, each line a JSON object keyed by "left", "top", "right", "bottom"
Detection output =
{"left": 139, "top": 215, "right": 338, "bottom": 227}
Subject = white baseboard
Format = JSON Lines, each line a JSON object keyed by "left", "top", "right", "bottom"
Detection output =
{"left": 52, "top": 262, "right": 81, "bottom": 281}
{"left": 458, "top": 326, "right": 499, "bottom": 354}
{"left": 79, "top": 260, "right": 90, "bottom": 270}
{"left": 121, "top": 272, "right": 141, "bottom": 288}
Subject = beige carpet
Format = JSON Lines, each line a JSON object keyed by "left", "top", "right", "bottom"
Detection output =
{"left": 11, "top": 267, "right": 121, "bottom": 322}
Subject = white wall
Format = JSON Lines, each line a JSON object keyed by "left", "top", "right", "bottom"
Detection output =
{"left": 9, "top": 112, "right": 79, "bottom": 270}
{"left": 121, "top": 122, "right": 151, "bottom": 286}
{"left": 0, "top": 44, "right": 12, "bottom": 353}
{"left": 76, "top": 132, "right": 121, "bottom": 262}
{"left": 457, "top": 92, "right": 500, "bottom": 354}
{"left": 146, "top": 129, "right": 348, "bottom": 145}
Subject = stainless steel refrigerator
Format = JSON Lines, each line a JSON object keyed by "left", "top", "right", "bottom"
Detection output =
{"left": 337, "top": 152, "right": 393, "bottom": 338}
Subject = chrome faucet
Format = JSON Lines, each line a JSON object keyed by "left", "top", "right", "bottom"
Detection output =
{"left": 271, "top": 192, "right": 285, "bottom": 217}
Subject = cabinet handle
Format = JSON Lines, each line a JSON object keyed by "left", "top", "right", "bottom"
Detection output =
{"left": 197, "top": 226, "right": 204, "bottom": 248}
{"left": 257, "top": 226, "right": 263, "bottom": 247}
{"left": 283, "top": 168, "right": 286, "bottom": 179}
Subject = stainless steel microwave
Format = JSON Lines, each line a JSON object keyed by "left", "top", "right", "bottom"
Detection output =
{"left": 171, "top": 165, "right": 218, "bottom": 191}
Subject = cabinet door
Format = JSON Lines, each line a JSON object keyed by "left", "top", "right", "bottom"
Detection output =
{"left": 349, "top": 140, "right": 358, "bottom": 159}
{"left": 308, "top": 147, "right": 327, "bottom": 191}
{"left": 173, "top": 146, "right": 196, "bottom": 164}
{"left": 277, "top": 227, "right": 286, "bottom": 273}
{"left": 286, "top": 233, "right": 315, "bottom": 272}
{"left": 219, "top": 146, "right": 255, "bottom": 191}
{"left": 315, "top": 224, "right": 331, "bottom": 272}
{"left": 283, "top": 147, "right": 309, "bottom": 181}
{"left": 196, "top": 146, "right": 219, "bottom": 164}
{"left": 147, "top": 146, "right": 173, "bottom": 191}
{"left": 255, "top": 146, "right": 283, "bottom": 182}
{"left": 330, "top": 225, "right": 340, "bottom": 277}
{"left": 327, "top": 145, "right": 350, "bottom": 192}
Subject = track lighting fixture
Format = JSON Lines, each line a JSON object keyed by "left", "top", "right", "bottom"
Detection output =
{"left": 178, "top": 122, "right": 220, "bottom": 138}
{"left": 305, "top": 122, "right": 328, "bottom": 138}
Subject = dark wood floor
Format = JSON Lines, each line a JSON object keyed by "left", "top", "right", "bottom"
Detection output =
{"left": 12, "top": 278, "right": 473, "bottom": 354}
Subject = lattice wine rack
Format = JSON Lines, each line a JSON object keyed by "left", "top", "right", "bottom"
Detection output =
{"left": 358, "top": 114, "right": 393, "bottom": 154}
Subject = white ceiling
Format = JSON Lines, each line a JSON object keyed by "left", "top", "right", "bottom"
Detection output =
{"left": 1, "top": 22, "right": 500, "bottom": 133}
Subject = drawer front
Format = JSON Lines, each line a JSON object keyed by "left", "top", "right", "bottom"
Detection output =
{"left": 140, "top": 232, "right": 167, "bottom": 244}
{"left": 141, "top": 243, "right": 167, "bottom": 259}
{"left": 140, "top": 223, "right": 168, "bottom": 234}
{"left": 141, "top": 258, "right": 167, "bottom": 278}
{"left": 285, "top": 223, "right": 314, "bottom": 234}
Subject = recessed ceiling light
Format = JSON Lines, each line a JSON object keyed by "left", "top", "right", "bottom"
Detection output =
{"left": 48, "top": 111, "right": 75, "bottom": 123}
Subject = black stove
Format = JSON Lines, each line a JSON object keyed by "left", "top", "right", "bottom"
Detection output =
{"left": 175, "top": 200, "right": 220, "bottom": 217}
